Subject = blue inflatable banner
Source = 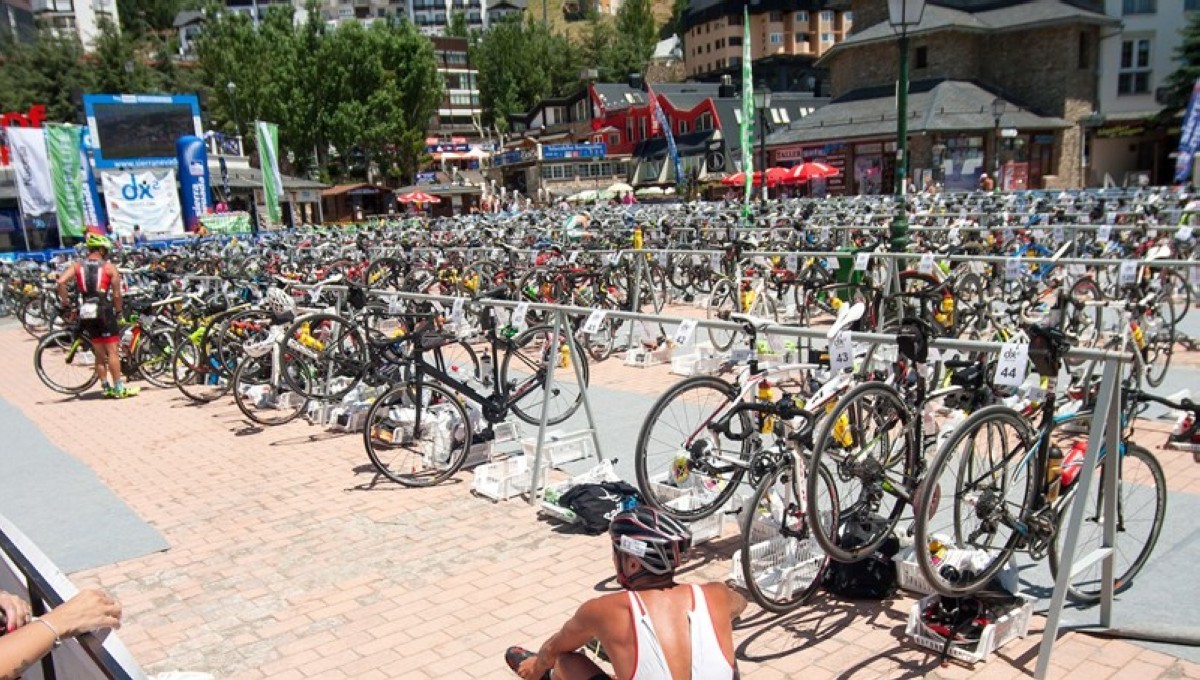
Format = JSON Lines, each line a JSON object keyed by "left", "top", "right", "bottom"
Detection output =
{"left": 176, "top": 135, "right": 212, "bottom": 232}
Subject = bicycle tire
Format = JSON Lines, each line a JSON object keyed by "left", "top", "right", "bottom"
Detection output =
{"left": 1047, "top": 442, "right": 1166, "bottom": 603}
{"left": 706, "top": 279, "right": 737, "bottom": 351}
{"left": 807, "top": 382, "right": 912, "bottom": 564}
{"left": 363, "top": 380, "right": 473, "bottom": 487}
{"left": 740, "top": 458, "right": 836, "bottom": 613}
{"left": 501, "top": 324, "right": 589, "bottom": 426}
{"left": 634, "top": 376, "right": 750, "bottom": 521}
{"left": 913, "top": 405, "right": 1038, "bottom": 597}
{"left": 132, "top": 327, "right": 177, "bottom": 389}
{"left": 171, "top": 335, "right": 232, "bottom": 403}
{"left": 232, "top": 355, "right": 311, "bottom": 426}
{"left": 280, "top": 313, "right": 370, "bottom": 401}
{"left": 1143, "top": 317, "right": 1174, "bottom": 389}
{"left": 34, "top": 330, "right": 98, "bottom": 395}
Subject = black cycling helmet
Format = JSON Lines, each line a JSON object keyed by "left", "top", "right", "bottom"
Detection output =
{"left": 609, "top": 506, "right": 692, "bottom": 577}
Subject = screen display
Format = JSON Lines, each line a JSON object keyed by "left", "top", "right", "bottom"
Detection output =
{"left": 91, "top": 102, "right": 198, "bottom": 160}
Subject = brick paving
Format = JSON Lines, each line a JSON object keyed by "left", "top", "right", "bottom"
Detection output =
{"left": 3, "top": 323, "right": 1200, "bottom": 679}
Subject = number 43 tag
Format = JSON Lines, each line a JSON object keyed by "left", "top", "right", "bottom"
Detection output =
{"left": 994, "top": 342, "right": 1029, "bottom": 387}
{"left": 829, "top": 331, "right": 853, "bottom": 372}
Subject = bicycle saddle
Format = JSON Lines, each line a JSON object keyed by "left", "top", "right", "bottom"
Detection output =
{"left": 826, "top": 302, "right": 865, "bottom": 339}
{"left": 728, "top": 313, "right": 775, "bottom": 334}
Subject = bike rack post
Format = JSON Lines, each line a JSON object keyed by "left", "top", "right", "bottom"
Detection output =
{"left": 527, "top": 311, "right": 564, "bottom": 504}
{"left": 1034, "top": 356, "right": 1120, "bottom": 679}
{"left": 559, "top": 309, "right": 604, "bottom": 468}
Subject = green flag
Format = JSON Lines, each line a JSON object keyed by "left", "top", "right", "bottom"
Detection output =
{"left": 45, "top": 124, "right": 85, "bottom": 238}
{"left": 256, "top": 121, "right": 283, "bottom": 225}
{"left": 741, "top": 6, "right": 753, "bottom": 204}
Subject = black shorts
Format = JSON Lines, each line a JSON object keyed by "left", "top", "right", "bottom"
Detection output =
{"left": 80, "top": 305, "right": 120, "bottom": 343}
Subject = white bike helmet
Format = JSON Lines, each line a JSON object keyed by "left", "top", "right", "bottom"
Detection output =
{"left": 264, "top": 287, "right": 295, "bottom": 315}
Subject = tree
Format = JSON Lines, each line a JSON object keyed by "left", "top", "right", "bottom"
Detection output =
{"left": 613, "top": 0, "right": 657, "bottom": 75}
{"left": 666, "top": 0, "right": 688, "bottom": 41}
{"left": 92, "top": 18, "right": 165, "bottom": 93}
{"left": 1160, "top": 12, "right": 1200, "bottom": 121}
{"left": 0, "top": 29, "right": 96, "bottom": 122}
{"left": 471, "top": 17, "right": 581, "bottom": 132}
{"left": 446, "top": 11, "right": 469, "bottom": 38}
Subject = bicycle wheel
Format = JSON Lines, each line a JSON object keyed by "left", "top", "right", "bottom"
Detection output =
{"left": 740, "top": 457, "right": 837, "bottom": 613}
{"left": 172, "top": 337, "right": 232, "bottom": 403}
{"left": 501, "top": 324, "right": 588, "bottom": 426}
{"left": 706, "top": 279, "right": 737, "bottom": 351}
{"left": 363, "top": 381, "right": 473, "bottom": 487}
{"left": 913, "top": 405, "right": 1037, "bottom": 597}
{"left": 807, "top": 382, "right": 913, "bottom": 563}
{"left": 34, "top": 330, "right": 98, "bottom": 395}
{"left": 1142, "top": 314, "right": 1174, "bottom": 389}
{"left": 1153, "top": 268, "right": 1190, "bottom": 328}
{"left": 232, "top": 354, "right": 310, "bottom": 426}
{"left": 281, "top": 313, "right": 370, "bottom": 401}
{"left": 132, "top": 328, "right": 177, "bottom": 389}
{"left": 634, "top": 376, "right": 750, "bottom": 521}
{"left": 1064, "top": 278, "right": 1103, "bottom": 368}
{"left": 1048, "top": 442, "right": 1166, "bottom": 603}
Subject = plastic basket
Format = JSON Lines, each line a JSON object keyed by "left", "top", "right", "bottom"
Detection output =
{"left": 663, "top": 494, "right": 724, "bottom": 544}
{"left": 521, "top": 430, "right": 596, "bottom": 467}
{"left": 905, "top": 594, "right": 1034, "bottom": 665}
{"left": 471, "top": 454, "right": 546, "bottom": 501}
{"left": 895, "top": 557, "right": 935, "bottom": 596}
{"left": 730, "top": 537, "right": 825, "bottom": 596}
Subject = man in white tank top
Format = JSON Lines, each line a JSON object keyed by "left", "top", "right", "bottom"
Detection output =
{"left": 507, "top": 507, "right": 746, "bottom": 680}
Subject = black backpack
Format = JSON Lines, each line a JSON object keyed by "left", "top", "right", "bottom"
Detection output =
{"left": 823, "top": 517, "right": 900, "bottom": 600}
{"left": 558, "top": 482, "right": 641, "bottom": 535}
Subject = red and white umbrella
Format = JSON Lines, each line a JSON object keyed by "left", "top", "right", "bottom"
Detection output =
{"left": 398, "top": 191, "right": 441, "bottom": 204}
{"left": 719, "top": 168, "right": 791, "bottom": 187}
{"left": 786, "top": 162, "right": 841, "bottom": 183}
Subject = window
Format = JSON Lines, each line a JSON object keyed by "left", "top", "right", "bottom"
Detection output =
{"left": 696, "top": 112, "right": 713, "bottom": 131}
{"left": 820, "top": 11, "right": 834, "bottom": 22}
{"left": 770, "top": 33, "right": 783, "bottom": 45}
{"left": 915, "top": 46, "right": 928, "bottom": 69}
{"left": 795, "top": 11, "right": 808, "bottom": 23}
{"left": 679, "top": 120, "right": 689, "bottom": 134}
{"left": 820, "top": 32, "right": 832, "bottom": 43}
{"left": 730, "top": 56, "right": 741, "bottom": 67}
{"left": 1122, "top": 0, "right": 1155, "bottom": 13}
{"left": 795, "top": 33, "right": 808, "bottom": 45}
{"left": 769, "top": 11, "right": 782, "bottom": 22}
{"left": 1188, "top": 0, "right": 1200, "bottom": 10}
{"left": 729, "top": 36, "right": 742, "bottom": 46}
{"left": 638, "top": 117, "right": 647, "bottom": 140}
{"left": 1118, "top": 38, "right": 1152, "bottom": 95}
{"left": 845, "top": 11, "right": 853, "bottom": 22}
{"left": 609, "top": 133, "right": 620, "bottom": 146}
{"left": 1078, "top": 31, "right": 1091, "bottom": 70}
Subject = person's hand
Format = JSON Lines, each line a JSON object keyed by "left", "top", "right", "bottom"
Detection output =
{"left": 516, "top": 656, "right": 546, "bottom": 680}
{"left": 0, "top": 591, "right": 31, "bottom": 633}
{"left": 43, "top": 590, "right": 121, "bottom": 638}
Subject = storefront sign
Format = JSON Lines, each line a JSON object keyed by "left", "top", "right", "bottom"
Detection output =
{"left": 493, "top": 149, "right": 535, "bottom": 167}
{"left": 425, "top": 142, "right": 470, "bottom": 153}
{"left": 854, "top": 142, "right": 883, "bottom": 155}
{"left": 416, "top": 171, "right": 438, "bottom": 184}
{"left": 0, "top": 104, "right": 47, "bottom": 165}
{"left": 542, "top": 143, "right": 607, "bottom": 160}
{"left": 1095, "top": 124, "right": 1146, "bottom": 139}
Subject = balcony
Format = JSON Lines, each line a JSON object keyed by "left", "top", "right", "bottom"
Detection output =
{"left": 32, "top": 0, "right": 74, "bottom": 14}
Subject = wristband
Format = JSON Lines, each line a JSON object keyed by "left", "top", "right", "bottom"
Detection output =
{"left": 31, "top": 617, "right": 61, "bottom": 647}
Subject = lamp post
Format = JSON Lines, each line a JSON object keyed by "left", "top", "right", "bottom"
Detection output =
{"left": 887, "top": 0, "right": 926, "bottom": 252}
{"left": 753, "top": 87, "right": 771, "bottom": 202}
{"left": 991, "top": 97, "right": 1006, "bottom": 190}
{"left": 226, "top": 81, "right": 242, "bottom": 141}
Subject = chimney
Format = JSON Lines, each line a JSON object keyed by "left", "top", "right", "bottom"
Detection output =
{"left": 628, "top": 73, "right": 644, "bottom": 90}
{"left": 718, "top": 74, "right": 736, "bottom": 98}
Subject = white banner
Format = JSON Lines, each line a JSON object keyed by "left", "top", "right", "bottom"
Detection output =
{"left": 101, "top": 169, "right": 183, "bottom": 238}
{"left": 7, "top": 127, "right": 56, "bottom": 217}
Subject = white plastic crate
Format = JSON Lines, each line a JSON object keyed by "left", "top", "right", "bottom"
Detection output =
{"left": 730, "top": 537, "right": 825, "bottom": 595}
{"left": 471, "top": 454, "right": 547, "bottom": 501}
{"left": 625, "top": 345, "right": 671, "bottom": 368}
{"left": 492, "top": 420, "right": 521, "bottom": 443}
{"left": 663, "top": 494, "right": 724, "bottom": 544}
{"left": 905, "top": 594, "right": 1034, "bottom": 665}
{"left": 538, "top": 460, "right": 621, "bottom": 524}
{"left": 669, "top": 353, "right": 724, "bottom": 376}
{"left": 521, "top": 430, "right": 596, "bottom": 466}
{"left": 895, "top": 556, "right": 935, "bottom": 596}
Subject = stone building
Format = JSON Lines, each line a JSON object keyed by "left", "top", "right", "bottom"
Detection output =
{"left": 766, "top": 0, "right": 1117, "bottom": 192}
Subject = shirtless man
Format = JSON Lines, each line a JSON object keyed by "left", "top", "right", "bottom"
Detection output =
{"left": 508, "top": 506, "right": 747, "bottom": 680}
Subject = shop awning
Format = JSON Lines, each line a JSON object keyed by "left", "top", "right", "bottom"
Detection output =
{"left": 766, "top": 79, "right": 1070, "bottom": 147}
{"left": 632, "top": 129, "right": 718, "bottom": 160}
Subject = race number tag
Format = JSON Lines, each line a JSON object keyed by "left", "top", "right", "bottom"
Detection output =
{"left": 1106, "top": 212, "right": 1117, "bottom": 225}
{"left": 786, "top": 254, "right": 798, "bottom": 270}
{"left": 658, "top": 251, "right": 669, "bottom": 267}
{"left": 607, "top": 253, "right": 620, "bottom": 266}
{"left": 79, "top": 302, "right": 98, "bottom": 320}
{"left": 1119, "top": 260, "right": 1138, "bottom": 286}
{"left": 1098, "top": 224, "right": 1112, "bottom": 242}
{"left": 1002, "top": 228, "right": 1014, "bottom": 243}
{"left": 530, "top": 250, "right": 539, "bottom": 264}
{"left": 918, "top": 252, "right": 935, "bottom": 275}
{"left": 673, "top": 318, "right": 698, "bottom": 346}
{"left": 582, "top": 309, "right": 607, "bottom": 335}
{"left": 854, "top": 252, "right": 870, "bottom": 271}
{"left": 388, "top": 297, "right": 406, "bottom": 314}
{"left": 709, "top": 253, "right": 721, "bottom": 270}
{"left": 829, "top": 331, "right": 853, "bottom": 372}
{"left": 821, "top": 226, "right": 831, "bottom": 243}
{"left": 826, "top": 256, "right": 839, "bottom": 270}
{"left": 1177, "top": 226, "right": 1194, "bottom": 241}
{"left": 512, "top": 301, "right": 530, "bottom": 327}
{"left": 1004, "top": 257, "right": 1021, "bottom": 281}
{"left": 949, "top": 227, "right": 960, "bottom": 242}
{"left": 1053, "top": 224, "right": 1065, "bottom": 244}
{"left": 994, "top": 342, "right": 1029, "bottom": 387}
{"left": 568, "top": 251, "right": 579, "bottom": 263}
{"left": 450, "top": 297, "right": 465, "bottom": 323}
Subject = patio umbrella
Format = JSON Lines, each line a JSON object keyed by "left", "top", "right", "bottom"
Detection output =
{"left": 636, "top": 186, "right": 665, "bottom": 196}
{"left": 607, "top": 181, "right": 635, "bottom": 194}
{"left": 720, "top": 169, "right": 790, "bottom": 187}
{"left": 398, "top": 191, "right": 441, "bottom": 204}
{"left": 786, "top": 162, "right": 841, "bottom": 183}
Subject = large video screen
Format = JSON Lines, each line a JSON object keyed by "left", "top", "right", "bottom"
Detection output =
{"left": 84, "top": 94, "right": 202, "bottom": 169}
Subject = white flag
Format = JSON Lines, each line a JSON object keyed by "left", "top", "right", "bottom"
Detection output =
{"left": 7, "top": 127, "right": 55, "bottom": 216}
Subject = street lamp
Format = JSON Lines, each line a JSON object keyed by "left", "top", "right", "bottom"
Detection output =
{"left": 753, "top": 87, "right": 772, "bottom": 202}
{"left": 991, "top": 97, "right": 1006, "bottom": 189}
{"left": 226, "top": 81, "right": 242, "bottom": 141}
{"left": 887, "top": 0, "right": 926, "bottom": 252}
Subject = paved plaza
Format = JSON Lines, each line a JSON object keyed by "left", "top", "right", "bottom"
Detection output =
{"left": 3, "top": 322, "right": 1200, "bottom": 679}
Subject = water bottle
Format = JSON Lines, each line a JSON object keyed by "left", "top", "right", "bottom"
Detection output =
{"left": 479, "top": 351, "right": 493, "bottom": 388}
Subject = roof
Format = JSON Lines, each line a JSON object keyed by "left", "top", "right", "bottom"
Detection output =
{"left": 321, "top": 183, "right": 393, "bottom": 198}
{"left": 593, "top": 83, "right": 647, "bottom": 111}
{"left": 652, "top": 35, "right": 682, "bottom": 61}
{"left": 711, "top": 94, "right": 828, "bottom": 154}
{"left": 173, "top": 10, "right": 205, "bottom": 28}
{"left": 766, "top": 79, "right": 1070, "bottom": 147}
{"left": 827, "top": 0, "right": 1116, "bottom": 56}
{"left": 219, "top": 166, "right": 326, "bottom": 191}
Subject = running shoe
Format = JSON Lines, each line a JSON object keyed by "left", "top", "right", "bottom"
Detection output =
{"left": 504, "top": 647, "right": 549, "bottom": 680}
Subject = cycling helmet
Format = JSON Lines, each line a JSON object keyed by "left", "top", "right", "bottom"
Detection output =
{"left": 264, "top": 287, "right": 295, "bottom": 315}
{"left": 85, "top": 232, "right": 112, "bottom": 251}
{"left": 609, "top": 506, "right": 692, "bottom": 580}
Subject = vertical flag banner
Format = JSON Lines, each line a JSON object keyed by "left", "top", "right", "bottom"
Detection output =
{"left": 7, "top": 127, "right": 55, "bottom": 217}
{"left": 80, "top": 128, "right": 107, "bottom": 232}
{"left": 45, "top": 124, "right": 86, "bottom": 238}
{"left": 1176, "top": 78, "right": 1200, "bottom": 184}
{"left": 647, "top": 85, "right": 684, "bottom": 189}
{"left": 740, "top": 6, "right": 753, "bottom": 204}
{"left": 256, "top": 121, "right": 283, "bottom": 225}
{"left": 176, "top": 135, "right": 212, "bottom": 232}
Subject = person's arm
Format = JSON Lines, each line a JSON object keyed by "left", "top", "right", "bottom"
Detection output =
{"left": 55, "top": 263, "right": 77, "bottom": 308}
{"left": 0, "top": 589, "right": 121, "bottom": 680}
{"left": 108, "top": 264, "right": 123, "bottom": 316}
{"left": 519, "top": 599, "right": 603, "bottom": 680}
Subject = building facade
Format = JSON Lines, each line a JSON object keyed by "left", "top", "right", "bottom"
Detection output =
{"left": 681, "top": 0, "right": 851, "bottom": 93}
{"left": 776, "top": 0, "right": 1117, "bottom": 193}
{"left": 1088, "top": 0, "right": 1199, "bottom": 187}
{"left": 25, "top": 0, "right": 119, "bottom": 50}
{"left": 429, "top": 36, "right": 482, "bottom": 140}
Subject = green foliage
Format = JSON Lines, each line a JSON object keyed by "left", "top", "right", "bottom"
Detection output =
{"left": 471, "top": 17, "right": 581, "bottom": 132}
{"left": 1161, "top": 12, "right": 1200, "bottom": 121}
{"left": 93, "top": 18, "right": 165, "bottom": 93}
{"left": 117, "top": 0, "right": 203, "bottom": 36}
{"left": 447, "top": 11, "right": 469, "bottom": 38}
{"left": 0, "top": 29, "right": 95, "bottom": 122}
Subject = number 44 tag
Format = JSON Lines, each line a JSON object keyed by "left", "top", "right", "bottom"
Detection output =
{"left": 994, "top": 342, "right": 1029, "bottom": 387}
